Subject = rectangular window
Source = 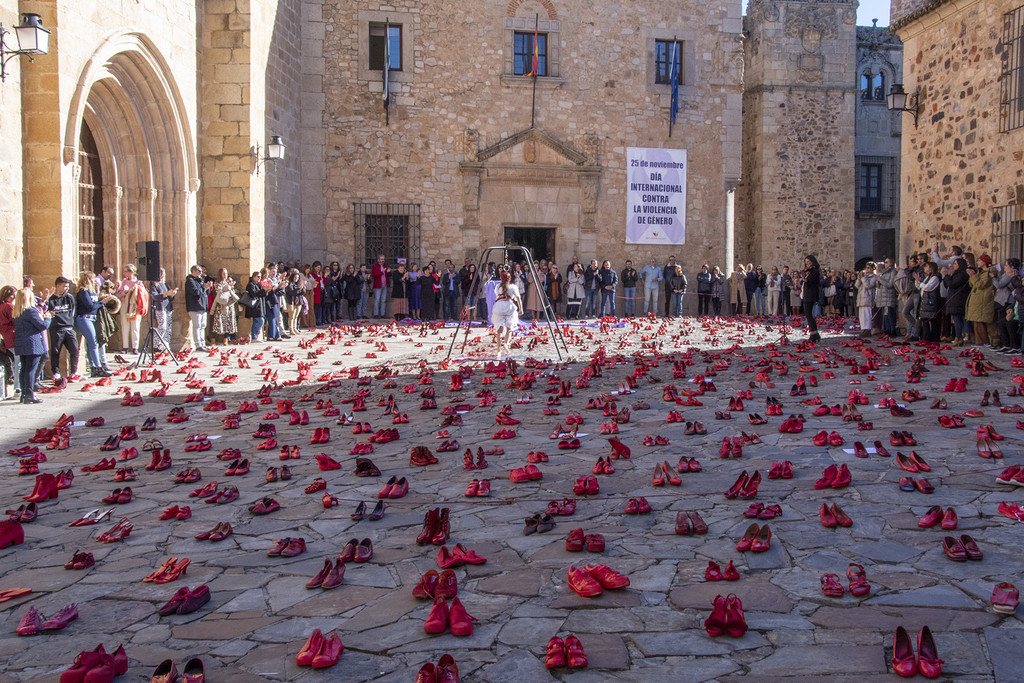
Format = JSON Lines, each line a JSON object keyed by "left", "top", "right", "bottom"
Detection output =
{"left": 355, "top": 203, "right": 421, "bottom": 268}
{"left": 369, "top": 23, "right": 402, "bottom": 71}
{"left": 860, "top": 164, "right": 883, "bottom": 212}
{"left": 513, "top": 31, "right": 547, "bottom": 76}
{"left": 1000, "top": 5, "right": 1024, "bottom": 132}
{"left": 856, "top": 156, "right": 897, "bottom": 215}
{"left": 992, "top": 203, "right": 1024, "bottom": 264}
{"left": 655, "top": 40, "right": 683, "bottom": 85}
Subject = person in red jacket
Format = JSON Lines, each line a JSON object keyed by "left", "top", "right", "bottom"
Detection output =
{"left": 371, "top": 255, "right": 391, "bottom": 318}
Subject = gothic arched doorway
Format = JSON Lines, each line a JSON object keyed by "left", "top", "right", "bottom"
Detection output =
{"left": 65, "top": 33, "right": 198, "bottom": 291}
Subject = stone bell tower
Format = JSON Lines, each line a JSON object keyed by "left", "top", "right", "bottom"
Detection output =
{"left": 740, "top": 0, "right": 858, "bottom": 271}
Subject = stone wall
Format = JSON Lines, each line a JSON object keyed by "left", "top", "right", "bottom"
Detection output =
{"left": 0, "top": 3, "right": 24, "bottom": 288}
{"left": 313, "top": 0, "right": 744, "bottom": 278}
{"left": 890, "top": 0, "right": 1024, "bottom": 260}
{"left": 741, "top": 0, "right": 858, "bottom": 272}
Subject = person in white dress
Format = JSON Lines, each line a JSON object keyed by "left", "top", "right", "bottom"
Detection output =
{"left": 490, "top": 271, "right": 523, "bottom": 359}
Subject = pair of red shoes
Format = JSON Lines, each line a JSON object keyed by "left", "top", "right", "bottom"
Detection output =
{"left": 724, "top": 471, "right": 761, "bottom": 499}
{"left": 410, "top": 446, "right": 439, "bottom": 467}
{"left": 414, "top": 655, "right": 460, "bottom": 683}
{"left": 423, "top": 595, "right": 476, "bottom": 636}
{"left": 315, "top": 453, "right": 342, "bottom": 471}
{"left": 289, "top": 410, "right": 310, "bottom": 426}
{"left": 918, "top": 505, "right": 957, "bottom": 529}
{"left": 777, "top": 416, "right": 804, "bottom": 433}
{"left": 201, "top": 489, "right": 239, "bottom": 505}
{"left": 593, "top": 456, "right": 615, "bottom": 474}
{"left": 492, "top": 429, "right": 516, "bottom": 439}
{"left": 819, "top": 503, "right": 852, "bottom": 527}
{"left": 378, "top": 476, "right": 409, "bottom": 498}
{"left": 814, "top": 464, "right": 851, "bottom": 489}
{"left": 572, "top": 475, "right": 599, "bottom": 495}
{"left": 436, "top": 544, "right": 486, "bottom": 569}
{"left": 704, "top": 594, "right": 747, "bottom": 637}
{"left": 310, "top": 428, "right": 330, "bottom": 444}
{"left": 59, "top": 643, "right": 127, "bottom": 683}
{"left": 705, "top": 561, "right": 739, "bottom": 581}
{"left": 624, "top": 497, "right": 653, "bottom": 514}
{"left": 417, "top": 508, "right": 451, "bottom": 546}
{"left": 567, "top": 564, "right": 630, "bottom": 597}
{"left": 224, "top": 459, "right": 249, "bottom": 476}
{"left": 812, "top": 430, "right": 844, "bottom": 447}
{"left": 545, "top": 635, "right": 587, "bottom": 668}
{"left": 144, "top": 450, "right": 172, "bottom": 471}
{"left": 296, "top": 629, "right": 343, "bottom": 669}
{"left": 464, "top": 480, "right": 491, "bottom": 496}
{"left": 143, "top": 557, "right": 190, "bottom": 583}
{"left": 565, "top": 529, "right": 604, "bottom": 552}
{"left": 23, "top": 473, "right": 61, "bottom": 502}
{"left": 889, "top": 430, "right": 917, "bottom": 446}
{"left": 767, "top": 461, "right": 794, "bottom": 479}
{"left": 821, "top": 563, "right": 870, "bottom": 596}
{"left": 82, "top": 458, "right": 117, "bottom": 472}
{"left": 101, "top": 488, "right": 132, "bottom": 505}
{"left": 892, "top": 625, "right": 942, "bottom": 677}
{"left": 509, "top": 465, "right": 543, "bottom": 482}
{"left": 642, "top": 435, "right": 670, "bottom": 446}
{"left": 159, "top": 505, "right": 192, "bottom": 521}
{"left": 17, "top": 603, "right": 78, "bottom": 634}
{"left": 268, "top": 537, "right": 306, "bottom": 557}
{"left": 736, "top": 523, "right": 772, "bottom": 552}
{"left": 653, "top": 462, "right": 682, "bottom": 486}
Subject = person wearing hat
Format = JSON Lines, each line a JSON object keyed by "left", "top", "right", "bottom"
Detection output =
{"left": 966, "top": 253, "right": 995, "bottom": 346}
{"left": 639, "top": 258, "right": 663, "bottom": 316}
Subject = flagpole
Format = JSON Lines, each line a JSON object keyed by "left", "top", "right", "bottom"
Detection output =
{"left": 668, "top": 38, "right": 677, "bottom": 138}
{"left": 530, "top": 13, "right": 539, "bottom": 128}
{"left": 384, "top": 18, "right": 390, "bottom": 127}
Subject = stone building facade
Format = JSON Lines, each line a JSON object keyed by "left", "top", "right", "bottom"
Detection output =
{"left": 890, "top": 0, "right": 1024, "bottom": 262}
{"left": 854, "top": 22, "right": 903, "bottom": 266}
{"left": 312, "top": 0, "right": 745, "bottom": 281}
{"left": 740, "top": 0, "right": 859, "bottom": 273}
{"left": 0, "top": 0, "right": 309, "bottom": 343}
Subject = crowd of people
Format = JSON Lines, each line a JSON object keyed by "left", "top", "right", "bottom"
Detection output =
{"left": 4, "top": 244, "right": 1023, "bottom": 402}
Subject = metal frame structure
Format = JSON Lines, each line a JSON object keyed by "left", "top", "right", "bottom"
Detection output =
{"left": 446, "top": 245, "right": 570, "bottom": 361}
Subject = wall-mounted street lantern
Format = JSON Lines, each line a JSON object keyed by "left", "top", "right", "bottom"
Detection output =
{"left": 0, "top": 14, "right": 50, "bottom": 83}
{"left": 252, "top": 135, "right": 286, "bottom": 175}
{"left": 887, "top": 83, "right": 919, "bottom": 129}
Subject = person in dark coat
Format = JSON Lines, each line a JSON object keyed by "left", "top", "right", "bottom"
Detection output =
{"left": 243, "top": 272, "right": 268, "bottom": 342}
{"left": 801, "top": 256, "right": 821, "bottom": 342}
{"left": 12, "top": 288, "right": 51, "bottom": 403}
{"left": 942, "top": 257, "right": 970, "bottom": 345}
{"left": 343, "top": 265, "right": 362, "bottom": 321}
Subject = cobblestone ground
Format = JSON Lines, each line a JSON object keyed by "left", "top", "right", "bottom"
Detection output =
{"left": 0, "top": 317, "right": 1021, "bottom": 683}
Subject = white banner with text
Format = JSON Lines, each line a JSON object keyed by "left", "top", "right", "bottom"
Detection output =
{"left": 625, "top": 147, "right": 687, "bottom": 245}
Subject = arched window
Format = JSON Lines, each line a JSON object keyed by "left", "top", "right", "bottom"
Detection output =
{"left": 873, "top": 72, "right": 886, "bottom": 101}
{"left": 862, "top": 70, "right": 885, "bottom": 101}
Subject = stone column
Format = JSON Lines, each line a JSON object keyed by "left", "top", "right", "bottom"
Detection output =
{"left": 20, "top": 1, "right": 68, "bottom": 285}
{"left": 200, "top": 0, "right": 265, "bottom": 278}
{"left": 725, "top": 184, "right": 736, "bottom": 278}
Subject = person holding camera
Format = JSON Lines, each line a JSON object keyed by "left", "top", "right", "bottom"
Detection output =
{"left": 854, "top": 263, "right": 878, "bottom": 337}
{"left": 966, "top": 254, "right": 996, "bottom": 347}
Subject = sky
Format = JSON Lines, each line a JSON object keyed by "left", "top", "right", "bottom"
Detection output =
{"left": 742, "top": 0, "right": 893, "bottom": 26}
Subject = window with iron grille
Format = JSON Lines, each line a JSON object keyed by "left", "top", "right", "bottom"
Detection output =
{"left": 1000, "top": 4, "right": 1024, "bottom": 132}
{"left": 654, "top": 40, "right": 684, "bottom": 85}
{"left": 354, "top": 203, "right": 421, "bottom": 268}
{"left": 513, "top": 32, "right": 547, "bottom": 76}
{"left": 78, "top": 122, "right": 104, "bottom": 275}
{"left": 991, "top": 203, "right": 1024, "bottom": 264}
{"left": 856, "top": 157, "right": 897, "bottom": 214}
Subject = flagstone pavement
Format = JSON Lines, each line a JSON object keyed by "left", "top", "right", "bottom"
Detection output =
{"left": 0, "top": 318, "right": 1021, "bottom": 683}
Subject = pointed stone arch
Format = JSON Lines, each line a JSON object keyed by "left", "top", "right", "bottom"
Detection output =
{"left": 63, "top": 32, "right": 199, "bottom": 290}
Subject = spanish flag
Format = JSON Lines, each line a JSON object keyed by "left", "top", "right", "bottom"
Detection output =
{"left": 525, "top": 18, "right": 539, "bottom": 77}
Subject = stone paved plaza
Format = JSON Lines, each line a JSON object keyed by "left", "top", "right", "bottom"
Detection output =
{"left": 0, "top": 317, "right": 1022, "bottom": 682}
